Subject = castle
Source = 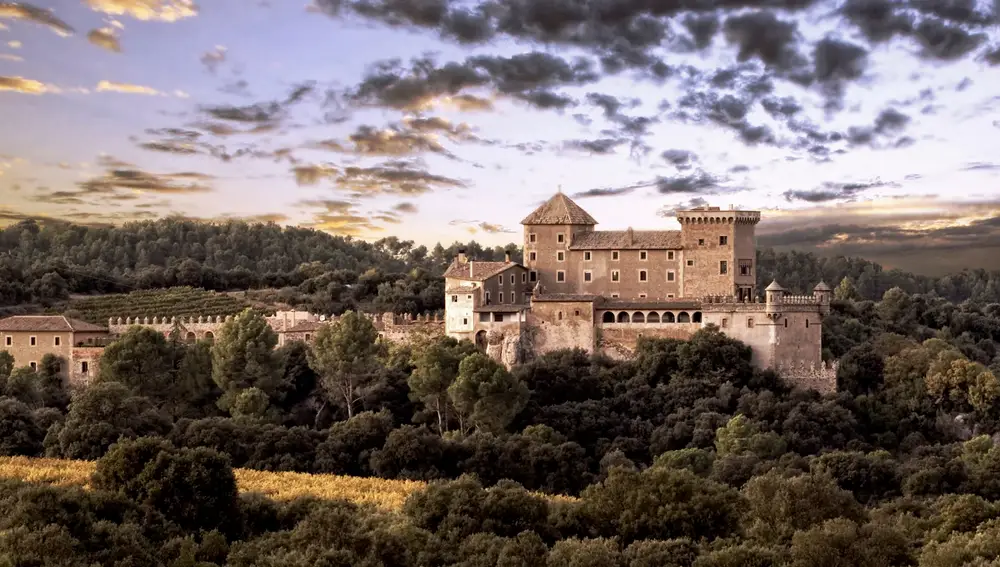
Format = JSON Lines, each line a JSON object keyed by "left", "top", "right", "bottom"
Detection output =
{"left": 443, "top": 192, "right": 836, "bottom": 393}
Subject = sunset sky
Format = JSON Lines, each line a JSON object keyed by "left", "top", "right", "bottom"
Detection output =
{"left": 1, "top": 0, "right": 999, "bottom": 275}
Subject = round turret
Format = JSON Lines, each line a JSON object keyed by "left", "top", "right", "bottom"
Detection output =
{"left": 813, "top": 281, "right": 832, "bottom": 316}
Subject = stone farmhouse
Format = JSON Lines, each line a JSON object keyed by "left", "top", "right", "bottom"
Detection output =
{"left": 444, "top": 192, "right": 836, "bottom": 393}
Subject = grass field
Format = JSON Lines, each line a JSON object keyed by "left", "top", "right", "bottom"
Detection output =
{"left": 0, "top": 456, "right": 425, "bottom": 510}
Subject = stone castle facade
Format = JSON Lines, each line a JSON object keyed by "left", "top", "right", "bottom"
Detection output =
{"left": 444, "top": 192, "right": 836, "bottom": 393}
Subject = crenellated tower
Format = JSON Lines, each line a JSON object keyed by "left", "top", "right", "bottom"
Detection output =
{"left": 675, "top": 207, "right": 761, "bottom": 300}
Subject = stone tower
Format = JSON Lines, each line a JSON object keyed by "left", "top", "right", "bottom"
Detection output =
{"left": 675, "top": 206, "right": 761, "bottom": 300}
{"left": 521, "top": 192, "right": 597, "bottom": 294}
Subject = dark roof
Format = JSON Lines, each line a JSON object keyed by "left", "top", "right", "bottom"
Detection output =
{"left": 0, "top": 315, "right": 108, "bottom": 333}
{"left": 446, "top": 285, "right": 478, "bottom": 294}
{"left": 285, "top": 321, "right": 326, "bottom": 332}
{"left": 531, "top": 294, "right": 601, "bottom": 303}
{"left": 474, "top": 304, "right": 528, "bottom": 313}
{"left": 570, "top": 229, "right": 680, "bottom": 250}
{"left": 599, "top": 299, "right": 702, "bottom": 310}
{"left": 444, "top": 260, "right": 521, "bottom": 281}
{"left": 521, "top": 193, "right": 598, "bottom": 225}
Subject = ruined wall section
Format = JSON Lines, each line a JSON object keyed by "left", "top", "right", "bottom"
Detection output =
{"left": 597, "top": 324, "right": 700, "bottom": 359}
{"left": 526, "top": 300, "right": 596, "bottom": 357}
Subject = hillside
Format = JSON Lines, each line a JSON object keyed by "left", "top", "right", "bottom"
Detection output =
{"left": 56, "top": 287, "right": 251, "bottom": 324}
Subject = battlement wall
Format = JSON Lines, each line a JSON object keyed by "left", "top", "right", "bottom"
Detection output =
{"left": 700, "top": 294, "right": 823, "bottom": 313}
{"left": 777, "top": 360, "right": 838, "bottom": 394}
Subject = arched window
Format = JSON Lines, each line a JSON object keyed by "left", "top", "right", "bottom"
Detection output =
{"left": 185, "top": 332, "right": 196, "bottom": 343}
{"left": 663, "top": 312, "right": 676, "bottom": 323}
{"left": 633, "top": 312, "right": 645, "bottom": 323}
{"left": 677, "top": 312, "right": 691, "bottom": 323}
{"left": 204, "top": 331, "right": 214, "bottom": 342}
{"left": 647, "top": 312, "right": 660, "bottom": 323}
{"left": 692, "top": 312, "right": 702, "bottom": 323}
{"left": 602, "top": 311, "right": 615, "bottom": 323}
{"left": 617, "top": 312, "right": 630, "bottom": 323}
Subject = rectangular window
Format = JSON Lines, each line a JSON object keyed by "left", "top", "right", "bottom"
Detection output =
{"left": 495, "top": 313, "right": 505, "bottom": 323}
{"left": 510, "top": 274, "right": 515, "bottom": 284}
{"left": 557, "top": 251, "right": 565, "bottom": 261}
{"left": 451, "top": 295, "right": 458, "bottom": 302}
{"left": 611, "top": 293, "right": 620, "bottom": 298}
{"left": 720, "top": 235, "right": 728, "bottom": 245}
{"left": 4, "top": 336, "right": 10, "bottom": 346}
{"left": 81, "top": 361, "right": 89, "bottom": 374}
{"left": 480, "top": 312, "right": 490, "bottom": 323}
{"left": 54, "top": 336, "right": 61, "bottom": 346}
{"left": 784, "top": 318, "right": 788, "bottom": 327}
{"left": 530, "top": 271, "right": 537, "bottom": 282}
{"left": 29, "top": 336, "right": 36, "bottom": 346}
{"left": 486, "top": 291, "right": 491, "bottom": 303}
{"left": 511, "top": 292, "right": 516, "bottom": 303}
{"left": 722, "top": 318, "right": 729, "bottom": 328}
{"left": 557, "top": 233, "right": 565, "bottom": 243}
{"left": 806, "top": 319, "right": 810, "bottom": 328}
{"left": 747, "top": 317, "right": 755, "bottom": 328}
{"left": 529, "top": 233, "right": 536, "bottom": 243}
{"left": 640, "top": 251, "right": 648, "bottom": 260}
{"left": 739, "top": 259, "right": 753, "bottom": 276}
{"left": 698, "top": 238, "right": 705, "bottom": 246}
{"left": 667, "top": 251, "right": 675, "bottom": 260}
{"left": 463, "top": 318, "right": 468, "bottom": 326}
{"left": 720, "top": 260, "right": 728, "bottom": 275}
{"left": 667, "top": 270, "right": 675, "bottom": 282}
{"left": 611, "top": 270, "right": 620, "bottom": 282}
{"left": 558, "top": 311, "right": 564, "bottom": 320}
{"left": 529, "top": 252, "right": 537, "bottom": 261}
{"left": 557, "top": 271, "right": 566, "bottom": 282}
{"left": 612, "top": 251, "right": 620, "bottom": 261}
{"left": 522, "top": 273, "right": 527, "bottom": 283}
{"left": 639, "top": 293, "right": 647, "bottom": 299}
{"left": 29, "top": 361, "right": 36, "bottom": 370}
{"left": 584, "top": 251, "right": 592, "bottom": 261}
{"left": 667, "top": 294, "right": 675, "bottom": 298}
{"left": 498, "top": 275, "right": 503, "bottom": 285}
{"left": 584, "top": 271, "right": 592, "bottom": 282}
{"left": 639, "top": 270, "right": 648, "bottom": 282}
{"left": 305, "top": 334, "right": 311, "bottom": 341}
{"left": 499, "top": 293, "right": 504, "bottom": 303}
{"left": 687, "top": 260, "right": 694, "bottom": 266}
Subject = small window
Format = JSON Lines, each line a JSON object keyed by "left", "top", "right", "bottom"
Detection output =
{"left": 667, "top": 251, "right": 675, "bottom": 260}
{"left": 698, "top": 238, "right": 705, "bottom": 246}
{"left": 467, "top": 295, "right": 472, "bottom": 299}
{"left": 611, "top": 293, "right": 620, "bottom": 298}
{"left": 486, "top": 291, "right": 491, "bottom": 303}
{"left": 667, "top": 270, "right": 675, "bottom": 282}
{"left": 558, "top": 311, "right": 563, "bottom": 320}
{"left": 451, "top": 295, "right": 458, "bottom": 302}
{"left": 640, "top": 250, "right": 648, "bottom": 260}
{"left": 722, "top": 318, "right": 729, "bottom": 328}
{"left": 584, "top": 251, "right": 592, "bottom": 261}
{"left": 510, "top": 274, "right": 515, "bottom": 284}
{"left": 584, "top": 271, "right": 592, "bottom": 282}
{"left": 747, "top": 317, "right": 755, "bottom": 328}
{"left": 719, "top": 260, "right": 728, "bottom": 275}
{"left": 611, "top": 270, "right": 620, "bottom": 282}
{"left": 511, "top": 292, "right": 516, "bottom": 303}
{"left": 556, "top": 271, "right": 565, "bottom": 282}
{"left": 499, "top": 292, "right": 504, "bottom": 303}
{"left": 529, "top": 233, "right": 536, "bottom": 243}
{"left": 522, "top": 273, "right": 527, "bottom": 283}
{"left": 557, "top": 233, "right": 565, "bottom": 243}
{"left": 29, "top": 361, "right": 37, "bottom": 370}
{"left": 667, "top": 293, "right": 675, "bottom": 298}
{"left": 463, "top": 318, "right": 468, "bottom": 325}
{"left": 784, "top": 318, "right": 788, "bottom": 327}
{"left": 720, "top": 235, "right": 728, "bottom": 245}
{"left": 639, "top": 270, "right": 648, "bottom": 282}
{"left": 687, "top": 260, "right": 694, "bottom": 266}
{"left": 574, "top": 310, "right": 580, "bottom": 316}
{"left": 639, "top": 293, "right": 647, "bottom": 299}
{"left": 806, "top": 319, "right": 810, "bottom": 328}
{"left": 29, "top": 336, "right": 36, "bottom": 346}
{"left": 557, "top": 251, "right": 565, "bottom": 261}
{"left": 530, "top": 271, "right": 537, "bottom": 282}
{"left": 81, "top": 361, "right": 89, "bottom": 374}
{"left": 305, "top": 334, "right": 311, "bottom": 341}
{"left": 4, "top": 336, "right": 10, "bottom": 346}
{"left": 480, "top": 312, "right": 491, "bottom": 323}
{"left": 54, "top": 336, "right": 61, "bottom": 346}
{"left": 498, "top": 275, "right": 503, "bottom": 284}
{"left": 529, "top": 252, "right": 537, "bottom": 261}
{"left": 612, "top": 251, "right": 620, "bottom": 260}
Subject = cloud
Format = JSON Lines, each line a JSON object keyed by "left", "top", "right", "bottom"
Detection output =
{"left": 292, "top": 164, "right": 338, "bottom": 185}
{"left": 338, "top": 159, "right": 466, "bottom": 197}
{"left": 661, "top": 149, "right": 697, "bottom": 169}
{"left": 297, "top": 199, "right": 384, "bottom": 237}
{"left": 85, "top": 0, "right": 197, "bottom": 22}
{"left": 88, "top": 28, "right": 122, "bottom": 52}
{"left": 657, "top": 197, "right": 711, "bottom": 217}
{"left": 7, "top": 40, "right": 21, "bottom": 49}
{"left": 96, "top": 80, "right": 160, "bottom": 95}
{"left": 200, "top": 45, "right": 226, "bottom": 73}
{"left": 562, "top": 138, "right": 627, "bottom": 155}
{"left": 782, "top": 178, "right": 902, "bottom": 203}
{"left": 0, "top": 76, "right": 51, "bottom": 94}
{"left": 392, "top": 201, "right": 418, "bottom": 214}
{"left": 655, "top": 170, "right": 727, "bottom": 194}
{"left": 449, "top": 219, "right": 516, "bottom": 234}
{"left": 71, "top": 156, "right": 214, "bottom": 199}
{"left": 0, "top": 2, "right": 75, "bottom": 36}
{"left": 0, "top": 53, "right": 23, "bottom": 62}
{"left": 199, "top": 82, "right": 315, "bottom": 130}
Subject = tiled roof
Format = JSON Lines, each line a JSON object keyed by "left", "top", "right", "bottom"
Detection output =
{"left": 444, "top": 260, "right": 521, "bottom": 281}
{"left": 446, "top": 285, "right": 478, "bottom": 294}
{"left": 474, "top": 304, "right": 529, "bottom": 313}
{"left": 531, "top": 294, "right": 602, "bottom": 303}
{"left": 0, "top": 315, "right": 108, "bottom": 333}
{"left": 285, "top": 320, "right": 327, "bottom": 332}
{"left": 599, "top": 299, "right": 702, "bottom": 310}
{"left": 521, "top": 193, "right": 598, "bottom": 225}
{"left": 569, "top": 229, "right": 680, "bottom": 250}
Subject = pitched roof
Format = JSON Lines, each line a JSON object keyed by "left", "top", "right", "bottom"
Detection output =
{"left": 569, "top": 229, "right": 680, "bottom": 250}
{"left": 474, "top": 304, "right": 529, "bottom": 313}
{"left": 286, "top": 320, "right": 326, "bottom": 333}
{"left": 765, "top": 281, "right": 785, "bottom": 292}
{"left": 600, "top": 299, "right": 702, "bottom": 310}
{"left": 530, "top": 294, "right": 601, "bottom": 303}
{"left": 521, "top": 193, "right": 598, "bottom": 225}
{"left": 444, "top": 260, "right": 521, "bottom": 281}
{"left": 0, "top": 315, "right": 108, "bottom": 333}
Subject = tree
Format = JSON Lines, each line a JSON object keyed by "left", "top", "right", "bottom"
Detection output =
{"left": 308, "top": 311, "right": 382, "bottom": 419}
{"left": 0, "top": 351, "right": 14, "bottom": 384}
{"left": 835, "top": 277, "right": 860, "bottom": 301}
{"left": 837, "top": 344, "right": 885, "bottom": 396}
{"left": 37, "top": 354, "right": 69, "bottom": 410}
{"left": 211, "top": 309, "right": 282, "bottom": 414}
{"left": 449, "top": 353, "right": 528, "bottom": 434}
{"left": 926, "top": 351, "right": 1000, "bottom": 413}
{"left": 96, "top": 326, "right": 180, "bottom": 402}
{"left": 0, "top": 398, "right": 44, "bottom": 456}
{"left": 408, "top": 335, "right": 475, "bottom": 434}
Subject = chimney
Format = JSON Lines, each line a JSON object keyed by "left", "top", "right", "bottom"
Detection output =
{"left": 457, "top": 248, "right": 467, "bottom": 264}
{"left": 504, "top": 251, "right": 511, "bottom": 263}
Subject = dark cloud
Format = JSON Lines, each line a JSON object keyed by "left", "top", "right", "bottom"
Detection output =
{"left": 87, "top": 28, "right": 121, "bottom": 53}
{"left": 393, "top": 201, "right": 418, "bottom": 214}
{"left": 74, "top": 157, "right": 213, "bottom": 197}
{"left": 292, "top": 158, "right": 464, "bottom": 197}
{"left": 198, "top": 82, "right": 316, "bottom": 131}
{"left": 562, "top": 138, "right": 626, "bottom": 155}
{"left": 963, "top": 162, "right": 1000, "bottom": 171}
{"left": 201, "top": 46, "right": 227, "bottom": 73}
{"left": 661, "top": 149, "right": 697, "bottom": 169}
{"left": 657, "top": 197, "right": 711, "bottom": 217}
{"left": 297, "top": 198, "right": 383, "bottom": 236}
{"left": 782, "top": 178, "right": 900, "bottom": 203}
{"left": 0, "top": 2, "right": 75, "bottom": 36}
{"left": 571, "top": 184, "right": 641, "bottom": 198}
{"left": 655, "top": 170, "right": 726, "bottom": 194}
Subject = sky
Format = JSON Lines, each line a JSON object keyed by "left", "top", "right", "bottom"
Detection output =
{"left": 1, "top": 0, "right": 999, "bottom": 276}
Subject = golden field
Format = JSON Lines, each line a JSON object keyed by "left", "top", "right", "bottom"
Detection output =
{"left": 0, "top": 456, "right": 576, "bottom": 511}
{"left": 0, "top": 456, "right": 426, "bottom": 510}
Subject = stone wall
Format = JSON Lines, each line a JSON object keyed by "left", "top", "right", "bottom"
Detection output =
{"left": 526, "top": 301, "right": 596, "bottom": 356}
{"left": 69, "top": 347, "right": 104, "bottom": 387}
{"left": 597, "top": 323, "right": 700, "bottom": 359}
{"left": 777, "top": 360, "right": 838, "bottom": 394}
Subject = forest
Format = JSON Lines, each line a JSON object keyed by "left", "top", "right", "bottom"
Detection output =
{"left": 4, "top": 217, "right": 1000, "bottom": 318}
{"left": 1, "top": 276, "right": 1000, "bottom": 564}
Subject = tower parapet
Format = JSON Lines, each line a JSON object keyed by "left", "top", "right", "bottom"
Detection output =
{"left": 675, "top": 207, "right": 761, "bottom": 225}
